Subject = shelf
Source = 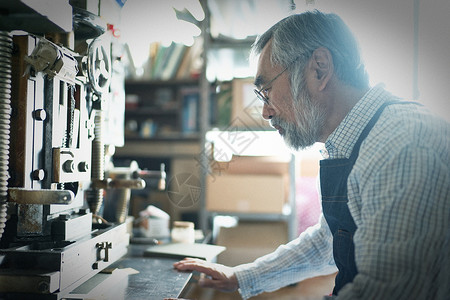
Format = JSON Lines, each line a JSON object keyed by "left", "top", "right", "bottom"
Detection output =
{"left": 116, "top": 139, "right": 202, "bottom": 158}
{"left": 124, "top": 79, "right": 217, "bottom": 142}
{"left": 125, "top": 78, "right": 199, "bottom": 87}
{"left": 125, "top": 108, "right": 179, "bottom": 116}
{"left": 125, "top": 134, "right": 201, "bottom": 142}
{"left": 207, "top": 211, "right": 292, "bottom": 221}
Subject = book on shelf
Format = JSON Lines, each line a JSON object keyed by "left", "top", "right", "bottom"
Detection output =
{"left": 151, "top": 44, "right": 173, "bottom": 79}
{"left": 148, "top": 42, "right": 160, "bottom": 75}
{"left": 160, "top": 43, "right": 187, "bottom": 80}
{"left": 174, "top": 46, "right": 192, "bottom": 80}
{"left": 180, "top": 86, "right": 218, "bottom": 134}
{"left": 181, "top": 87, "right": 199, "bottom": 133}
{"left": 149, "top": 42, "right": 192, "bottom": 80}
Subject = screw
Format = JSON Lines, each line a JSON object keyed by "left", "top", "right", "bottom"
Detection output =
{"left": 32, "top": 169, "right": 45, "bottom": 181}
{"left": 78, "top": 161, "right": 89, "bottom": 172}
{"left": 62, "top": 160, "right": 75, "bottom": 173}
{"left": 33, "top": 109, "right": 47, "bottom": 121}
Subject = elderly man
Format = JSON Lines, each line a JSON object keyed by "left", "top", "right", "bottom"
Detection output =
{"left": 174, "top": 10, "right": 450, "bottom": 300}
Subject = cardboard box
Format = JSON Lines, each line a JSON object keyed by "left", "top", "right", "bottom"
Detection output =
{"left": 206, "top": 155, "right": 290, "bottom": 214}
{"left": 215, "top": 221, "right": 288, "bottom": 266}
{"left": 206, "top": 174, "right": 287, "bottom": 213}
{"left": 214, "top": 155, "right": 290, "bottom": 175}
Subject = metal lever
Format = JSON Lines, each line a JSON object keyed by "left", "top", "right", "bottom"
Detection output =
{"left": 91, "top": 178, "right": 146, "bottom": 189}
{"left": 8, "top": 188, "right": 74, "bottom": 204}
{"left": 137, "top": 163, "right": 166, "bottom": 191}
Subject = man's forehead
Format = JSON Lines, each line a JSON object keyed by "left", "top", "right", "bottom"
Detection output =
{"left": 254, "top": 42, "right": 272, "bottom": 87}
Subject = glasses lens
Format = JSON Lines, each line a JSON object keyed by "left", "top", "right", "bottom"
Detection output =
{"left": 254, "top": 89, "right": 267, "bottom": 104}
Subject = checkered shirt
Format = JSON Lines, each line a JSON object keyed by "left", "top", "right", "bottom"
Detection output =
{"left": 233, "top": 85, "right": 450, "bottom": 300}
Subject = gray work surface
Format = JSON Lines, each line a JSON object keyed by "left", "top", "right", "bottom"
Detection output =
{"left": 113, "top": 256, "right": 193, "bottom": 299}
{"left": 68, "top": 243, "right": 194, "bottom": 299}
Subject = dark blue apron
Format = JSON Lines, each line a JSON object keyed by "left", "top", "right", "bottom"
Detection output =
{"left": 320, "top": 100, "right": 416, "bottom": 294}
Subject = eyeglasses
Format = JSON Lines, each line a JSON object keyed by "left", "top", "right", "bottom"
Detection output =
{"left": 254, "top": 65, "right": 289, "bottom": 105}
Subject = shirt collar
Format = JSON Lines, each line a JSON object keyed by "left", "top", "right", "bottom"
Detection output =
{"left": 324, "top": 84, "right": 396, "bottom": 159}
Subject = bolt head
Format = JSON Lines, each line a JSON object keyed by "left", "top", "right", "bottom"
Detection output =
{"left": 34, "top": 109, "right": 47, "bottom": 121}
{"left": 62, "top": 160, "right": 75, "bottom": 173}
{"left": 32, "top": 169, "right": 45, "bottom": 181}
{"left": 78, "top": 161, "right": 89, "bottom": 172}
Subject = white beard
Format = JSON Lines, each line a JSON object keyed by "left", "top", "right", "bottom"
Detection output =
{"left": 270, "top": 84, "right": 326, "bottom": 151}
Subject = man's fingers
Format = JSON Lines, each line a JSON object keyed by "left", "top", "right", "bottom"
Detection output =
{"left": 176, "top": 263, "right": 219, "bottom": 278}
{"left": 173, "top": 258, "right": 205, "bottom": 270}
{"left": 173, "top": 257, "right": 203, "bottom": 267}
{"left": 173, "top": 258, "right": 238, "bottom": 293}
{"left": 173, "top": 258, "right": 218, "bottom": 277}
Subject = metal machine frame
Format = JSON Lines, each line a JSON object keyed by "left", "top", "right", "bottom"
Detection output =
{"left": 0, "top": 1, "right": 162, "bottom": 299}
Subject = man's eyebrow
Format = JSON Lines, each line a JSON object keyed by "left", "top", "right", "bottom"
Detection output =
{"left": 254, "top": 75, "right": 264, "bottom": 88}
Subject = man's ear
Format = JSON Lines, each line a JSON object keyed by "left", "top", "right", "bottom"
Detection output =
{"left": 310, "top": 47, "right": 333, "bottom": 91}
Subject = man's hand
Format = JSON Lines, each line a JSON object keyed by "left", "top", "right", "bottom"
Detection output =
{"left": 173, "top": 258, "right": 239, "bottom": 292}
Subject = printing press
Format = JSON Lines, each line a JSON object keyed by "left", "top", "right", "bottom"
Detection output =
{"left": 0, "top": 1, "right": 164, "bottom": 298}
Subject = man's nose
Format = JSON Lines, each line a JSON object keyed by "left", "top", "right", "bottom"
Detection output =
{"left": 262, "top": 103, "right": 274, "bottom": 120}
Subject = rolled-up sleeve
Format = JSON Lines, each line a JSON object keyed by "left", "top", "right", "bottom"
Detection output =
{"left": 233, "top": 215, "right": 337, "bottom": 299}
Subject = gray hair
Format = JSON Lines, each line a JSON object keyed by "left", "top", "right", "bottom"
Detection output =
{"left": 252, "top": 10, "right": 369, "bottom": 98}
